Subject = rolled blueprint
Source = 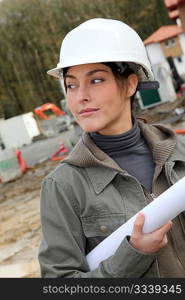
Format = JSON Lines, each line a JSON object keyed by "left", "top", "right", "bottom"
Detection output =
{"left": 86, "top": 176, "right": 185, "bottom": 271}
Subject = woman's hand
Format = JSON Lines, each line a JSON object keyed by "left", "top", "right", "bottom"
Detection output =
{"left": 129, "top": 213, "right": 173, "bottom": 253}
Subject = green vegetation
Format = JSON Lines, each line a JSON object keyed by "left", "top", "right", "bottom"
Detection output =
{"left": 0, "top": 0, "right": 173, "bottom": 118}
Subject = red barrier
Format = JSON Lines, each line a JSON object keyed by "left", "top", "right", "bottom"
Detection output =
{"left": 175, "top": 129, "right": 185, "bottom": 134}
{"left": 16, "top": 150, "right": 31, "bottom": 173}
{"left": 34, "top": 103, "right": 65, "bottom": 120}
{"left": 51, "top": 142, "right": 68, "bottom": 161}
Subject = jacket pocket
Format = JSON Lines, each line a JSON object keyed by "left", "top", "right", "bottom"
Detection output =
{"left": 81, "top": 214, "right": 126, "bottom": 253}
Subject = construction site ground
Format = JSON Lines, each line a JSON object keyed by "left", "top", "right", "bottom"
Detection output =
{"left": 1, "top": 97, "right": 185, "bottom": 278}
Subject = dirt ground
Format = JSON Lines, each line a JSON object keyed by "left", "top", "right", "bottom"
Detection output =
{"left": 0, "top": 97, "right": 185, "bottom": 278}
{"left": 0, "top": 159, "right": 59, "bottom": 278}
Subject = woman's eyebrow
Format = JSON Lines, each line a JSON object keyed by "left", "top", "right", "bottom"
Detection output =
{"left": 65, "top": 69, "right": 108, "bottom": 79}
{"left": 64, "top": 74, "right": 76, "bottom": 79}
{"left": 86, "top": 69, "right": 108, "bottom": 76}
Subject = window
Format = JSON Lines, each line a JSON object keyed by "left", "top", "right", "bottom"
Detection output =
{"left": 177, "top": 56, "right": 182, "bottom": 63}
{"left": 164, "top": 38, "right": 176, "bottom": 48}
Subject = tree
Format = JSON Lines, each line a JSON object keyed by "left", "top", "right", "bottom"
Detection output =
{"left": 0, "top": 0, "right": 173, "bottom": 118}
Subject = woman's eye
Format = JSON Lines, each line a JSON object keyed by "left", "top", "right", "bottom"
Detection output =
{"left": 92, "top": 78, "right": 104, "bottom": 84}
{"left": 66, "top": 83, "right": 76, "bottom": 89}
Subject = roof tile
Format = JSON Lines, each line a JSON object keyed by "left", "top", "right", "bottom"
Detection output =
{"left": 144, "top": 25, "right": 182, "bottom": 45}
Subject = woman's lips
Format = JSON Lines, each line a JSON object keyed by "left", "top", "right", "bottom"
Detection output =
{"left": 79, "top": 108, "right": 99, "bottom": 116}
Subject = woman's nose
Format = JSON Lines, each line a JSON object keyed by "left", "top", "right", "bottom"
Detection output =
{"left": 77, "top": 85, "right": 90, "bottom": 103}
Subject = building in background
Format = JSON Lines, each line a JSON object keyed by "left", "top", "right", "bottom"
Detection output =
{"left": 138, "top": 25, "right": 185, "bottom": 108}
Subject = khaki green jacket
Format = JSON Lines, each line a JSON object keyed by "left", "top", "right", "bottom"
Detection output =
{"left": 38, "top": 120, "right": 185, "bottom": 278}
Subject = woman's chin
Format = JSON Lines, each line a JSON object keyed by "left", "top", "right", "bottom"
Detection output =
{"left": 79, "top": 123, "right": 102, "bottom": 133}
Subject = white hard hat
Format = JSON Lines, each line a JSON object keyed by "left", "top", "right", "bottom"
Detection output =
{"left": 47, "top": 18, "right": 155, "bottom": 84}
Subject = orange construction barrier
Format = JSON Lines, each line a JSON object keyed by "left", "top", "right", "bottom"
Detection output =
{"left": 175, "top": 129, "right": 185, "bottom": 134}
{"left": 16, "top": 150, "right": 31, "bottom": 173}
{"left": 34, "top": 103, "right": 65, "bottom": 120}
{"left": 51, "top": 142, "right": 68, "bottom": 161}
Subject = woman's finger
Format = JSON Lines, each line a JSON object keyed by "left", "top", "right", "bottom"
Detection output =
{"left": 132, "top": 213, "right": 145, "bottom": 235}
{"left": 154, "top": 221, "right": 173, "bottom": 236}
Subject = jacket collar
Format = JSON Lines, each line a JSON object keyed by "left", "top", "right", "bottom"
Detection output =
{"left": 63, "top": 120, "right": 177, "bottom": 193}
{"left": 138, "top": 121, "right": 177, "bottom": 165}
{"left": 64, "top": 131, "right": 124, "bottom": 171}
{"left": 63, "top": 133, "right": 123, "bottom": 194}
{"left": 85, "top": 166, "right": 118, "bottom": 194}
{"left": 167, "top": 135, "right": 185, "bottom": 163}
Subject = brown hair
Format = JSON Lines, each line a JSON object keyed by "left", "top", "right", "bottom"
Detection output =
{"left": 103, "top": 62, "right": 138, "bottom": 112}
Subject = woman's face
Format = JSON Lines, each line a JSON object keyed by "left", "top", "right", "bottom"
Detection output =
{"left": 64, "top": 63, "right": 138, "bottom": 135}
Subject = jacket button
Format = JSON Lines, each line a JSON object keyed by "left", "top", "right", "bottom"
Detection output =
{"left": 100, "top": 225, "right": 108, "bottom": 233}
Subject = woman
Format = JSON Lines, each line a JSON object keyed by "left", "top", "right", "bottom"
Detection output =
{"left": 38, "top": 18, "right": 185, "bottom": 278}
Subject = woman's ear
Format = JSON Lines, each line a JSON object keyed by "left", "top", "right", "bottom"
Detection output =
{"left": 126, "top": 74, "right": 138, "bottom": 97}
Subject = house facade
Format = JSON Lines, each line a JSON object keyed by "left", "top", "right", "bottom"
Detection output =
{"left": 138, "top": 25, "right": 185, "bottom": 108}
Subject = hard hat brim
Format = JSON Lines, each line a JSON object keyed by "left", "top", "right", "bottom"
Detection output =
{"left": 47, "top": 67, "right": 61, "bottom": 78}
{"left": 47, "top": 64, "right": 159, "bottom": 90}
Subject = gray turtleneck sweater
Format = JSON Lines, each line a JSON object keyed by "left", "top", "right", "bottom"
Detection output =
{"left": 90, "top": 119, "right": 155, "bottom": 192}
